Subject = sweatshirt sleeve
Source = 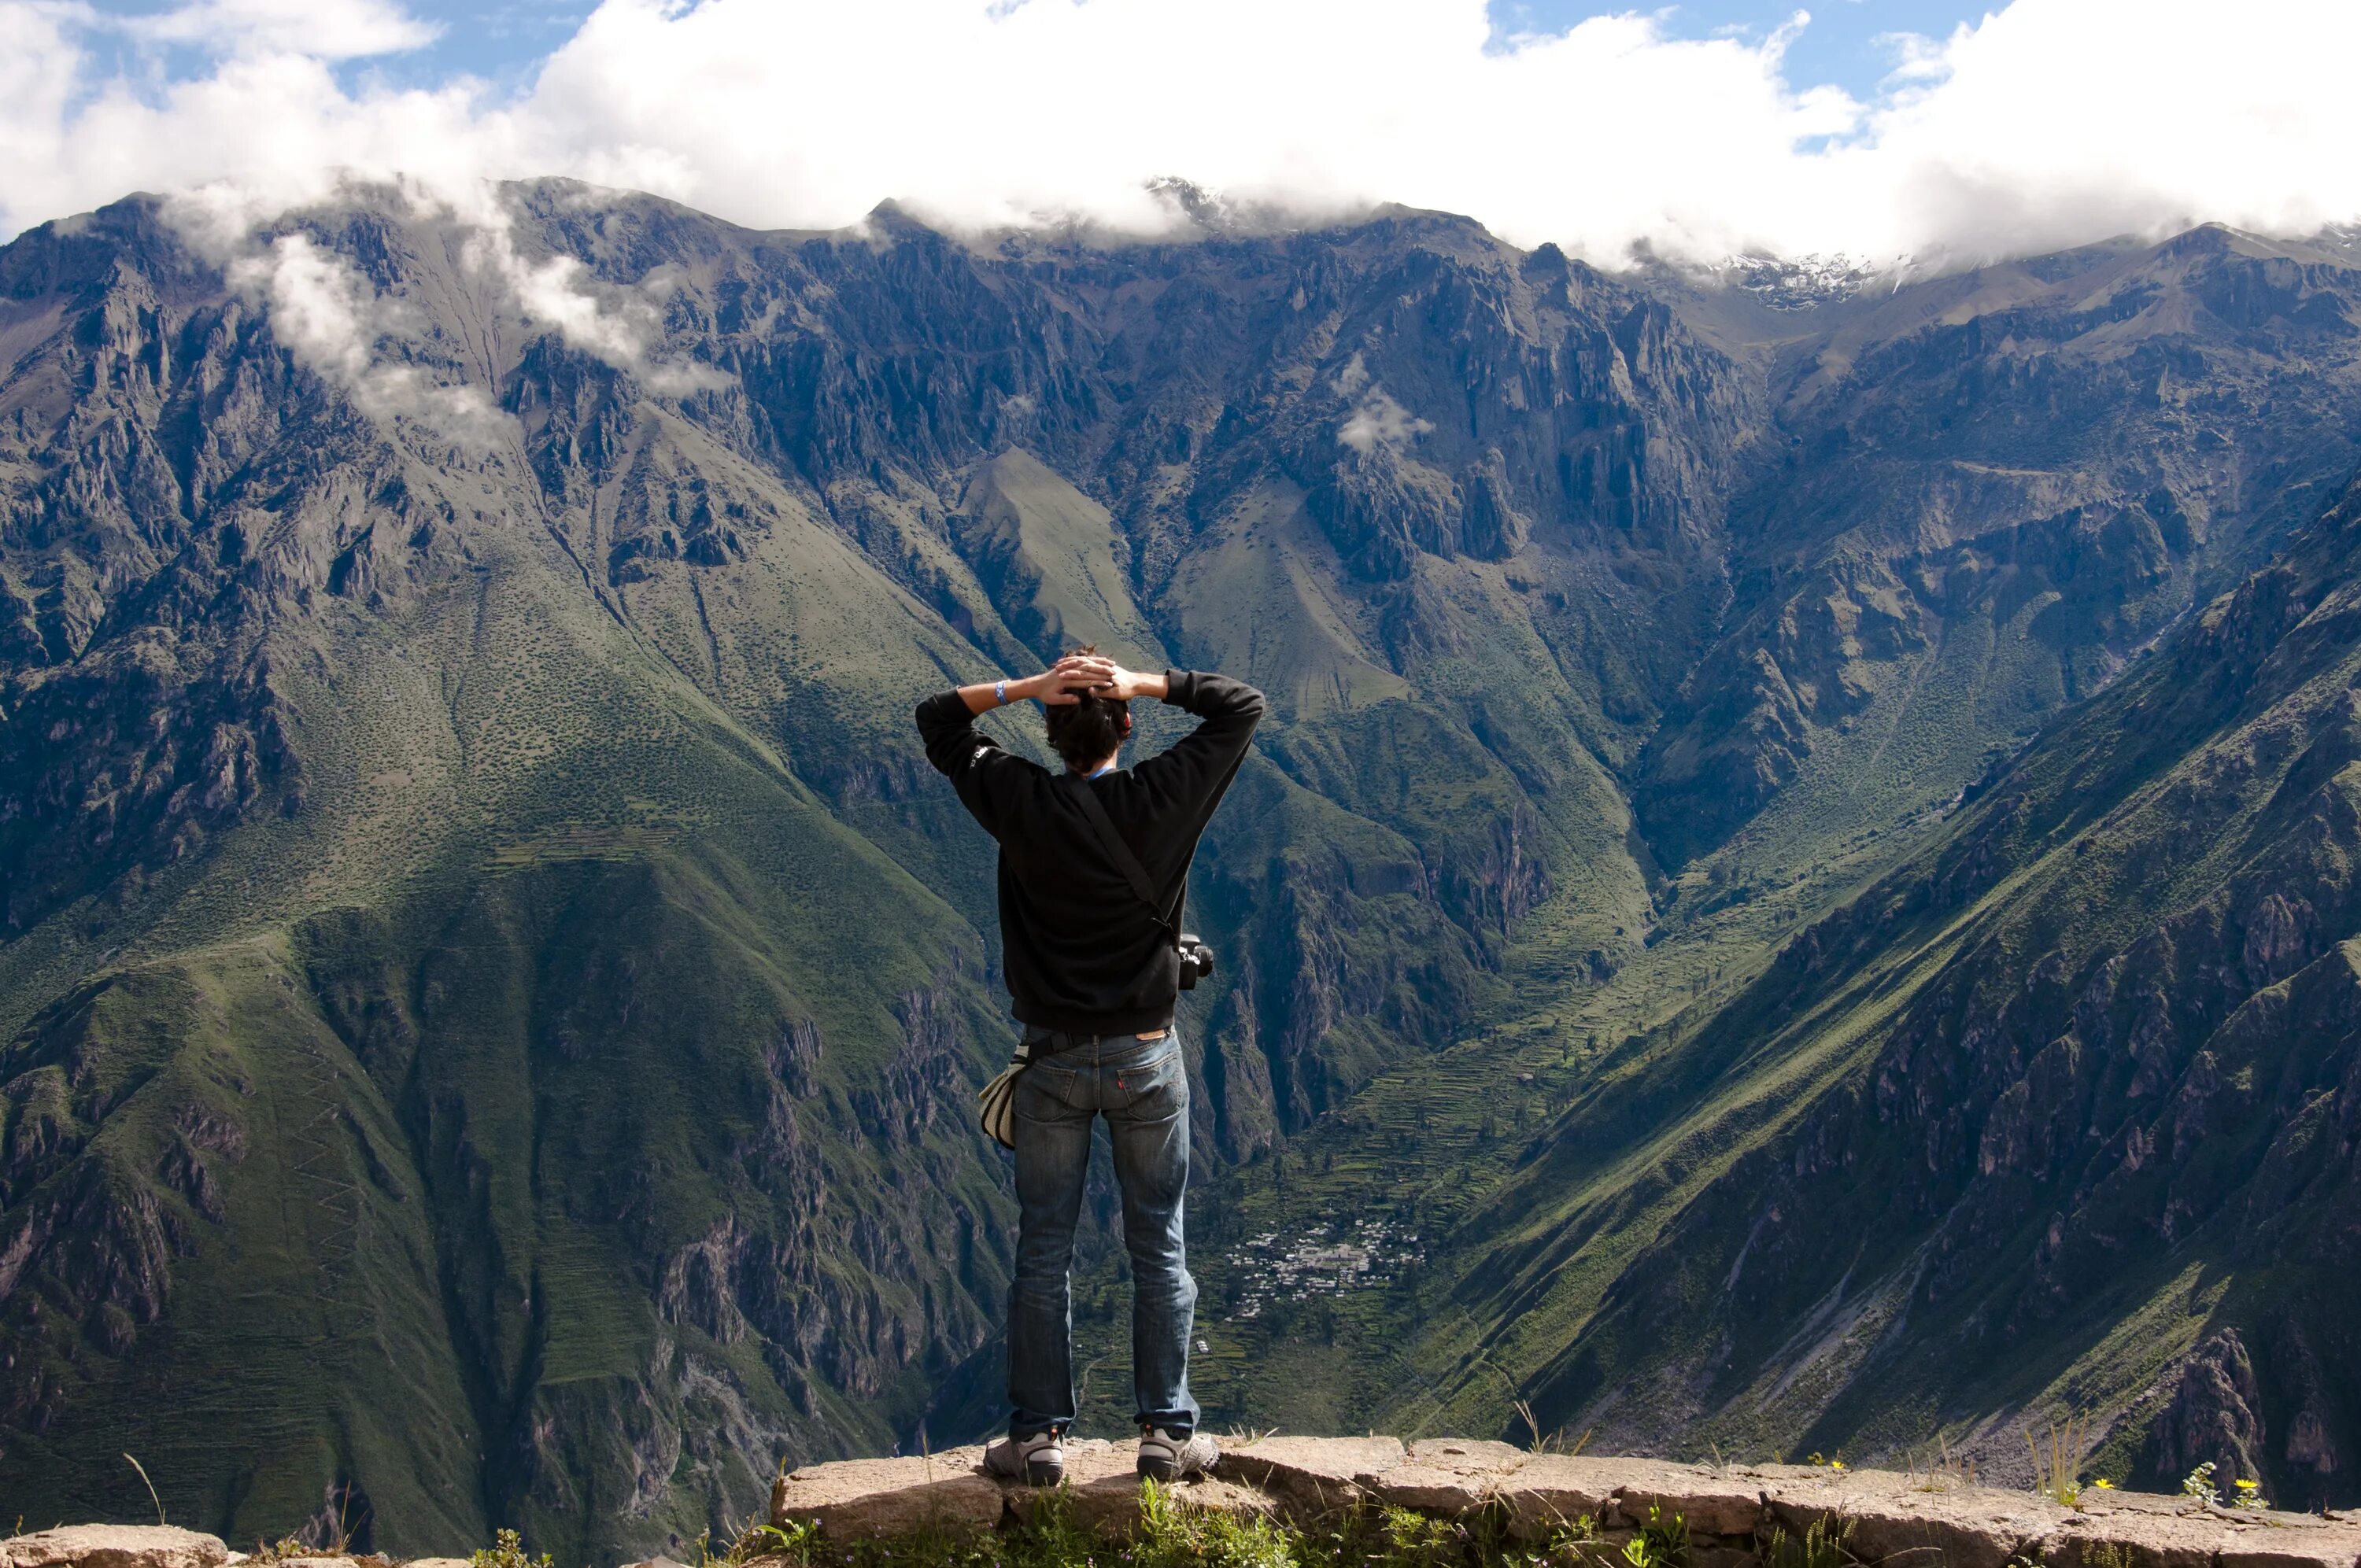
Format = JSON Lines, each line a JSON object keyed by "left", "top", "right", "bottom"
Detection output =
{"left": 1131, "top": 670, "right": 1266, "bottom": 820}
{"left": 915, "top": 688, "right": 1015, "bottom": 837}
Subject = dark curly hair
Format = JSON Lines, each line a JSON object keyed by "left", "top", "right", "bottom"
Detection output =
{"left": 1042, "top": 645, "right": 1130, "bottom": 772}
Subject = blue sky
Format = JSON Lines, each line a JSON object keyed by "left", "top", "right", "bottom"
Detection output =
{"left": 79, "top": 1, "right": 1993, "bottom": 107}
{"left": 1489, "top": 1, "right": 1992, "bottom": 98}
{"left": 350, "top": 0, "right": 593, "bottom": 93}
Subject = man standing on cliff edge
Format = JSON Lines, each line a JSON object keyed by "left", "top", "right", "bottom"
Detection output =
{"left": 916, "top": 649, "right": 1265, "bottom": 1486}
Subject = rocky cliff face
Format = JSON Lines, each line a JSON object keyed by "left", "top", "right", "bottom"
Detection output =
{"left": 3, "top": 183, "right": 2360, "bottom": 1550}
{"left": 1483, "top": 465, "right": 2361, "bottom": 1511}
{"left": 1639, "top": 227, "right": 2361, "bottom": 869}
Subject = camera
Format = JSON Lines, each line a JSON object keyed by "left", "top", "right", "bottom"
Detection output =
{"left": 1176, "top": 932, "right": 1215, "bottom": 989}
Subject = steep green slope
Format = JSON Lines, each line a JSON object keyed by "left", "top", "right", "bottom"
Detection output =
{"left": 1376, "top": 463, "right": 2361, "bottom": 1509}
{"left": 1643, "top": 226, "right": 2361, "bottom": 878}
{"left": 0, "top": 480, "right": 1011, "bottom": 1555}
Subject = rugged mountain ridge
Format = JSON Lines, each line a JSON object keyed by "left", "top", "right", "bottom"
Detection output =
{"left": 1251, "top": 452, "right": 2361, "bottom": 1514}
{"left": 2, "top": 181, "right": 2359, "bottom": 1552}
{"left": 1502, "top": 461, "right": 2361, "bottom": 1507}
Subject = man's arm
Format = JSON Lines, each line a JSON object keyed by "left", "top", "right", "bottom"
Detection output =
{"left": 948, "top": 655, "right": 1135, "bottom": 717}
{"left": 1120, "top": 666, "right": 1266, "bottom": 815}
{"left": 914, "top": 654, "right": 1121, "bottom": 790}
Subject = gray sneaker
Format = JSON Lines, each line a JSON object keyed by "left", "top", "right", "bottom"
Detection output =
{"left": 984, "top": 1429, "right": 1066, "bottom": 1486}
{"left": 1136, "top": 1426, "right": 1218, "bottom": 1482}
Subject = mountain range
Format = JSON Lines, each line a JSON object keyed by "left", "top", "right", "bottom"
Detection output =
{"left": 2, "top": 180, "right": 2357, "bottom": 1557}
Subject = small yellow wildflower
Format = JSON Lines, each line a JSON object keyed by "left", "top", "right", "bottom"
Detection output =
{"left": 1831, "top": 1461, "right": 1848, "bottom": 1472}
{"left": 2093, "top": 1480, "right": 2115, "bottom": 1491}
{"left": 2235, "top": 1480, "right": 2259, "bottom": 1491}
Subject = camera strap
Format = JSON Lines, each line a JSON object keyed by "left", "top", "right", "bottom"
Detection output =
{"left": 1060, "top": 774, "right": 1184, "bottom": 942}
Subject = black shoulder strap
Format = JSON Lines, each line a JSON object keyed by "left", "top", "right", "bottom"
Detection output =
{"left": 1061, "top": 775, "right": 1180, "bottom": 938}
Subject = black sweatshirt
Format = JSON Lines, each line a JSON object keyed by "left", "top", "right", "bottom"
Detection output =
{"left": 915, "top": 670, "right": 1265, "bottom": 1035}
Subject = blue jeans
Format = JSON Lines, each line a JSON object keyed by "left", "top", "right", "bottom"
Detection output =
{"left": 1007, "top": 1028, "right": 1199, "bottom": 1439}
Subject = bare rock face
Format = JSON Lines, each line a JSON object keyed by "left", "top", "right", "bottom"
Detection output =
{"left": 769, "top": 1437, "right": 2361, "bottom": 1568}
{"left": 0, "top": 1526, "right": 229, "bottom": 1568}
{"left": 1492, "top": 1454, "right": 1691, "bottom": 1536}
{"left": 2151, "top": 1329, "right": 2270, "bottom": 1489}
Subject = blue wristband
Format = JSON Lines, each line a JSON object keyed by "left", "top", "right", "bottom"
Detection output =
{"left": 995, "top": 679, "right": 1008, "bottom": 706}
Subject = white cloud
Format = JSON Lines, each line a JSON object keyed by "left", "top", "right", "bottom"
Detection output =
{"left": 227, "top": 231, "right": 509, "bottom": 442}
{"left": 1339, "top": 390, "right": 1433, "bottom": 455}
{"left": 5, "top": 0, "right": 2360, "bottom": 272}
{"left": 122, "top": 0, "right": 441, "bottom": 60}
{"left": 1333, "top": 356, "right": 1432, "bottom": 453}
{"left": 454, "top": 218, "right": 726, "bottom": 396}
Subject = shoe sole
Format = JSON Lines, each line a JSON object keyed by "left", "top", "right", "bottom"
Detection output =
{"left": 1025, "top": 1459, "right": 1064, "bottom": 1487}
{"left": 1136, "top": 1455, "right": 1178, "bottom": 1482}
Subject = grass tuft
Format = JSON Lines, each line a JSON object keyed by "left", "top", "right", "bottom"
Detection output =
{"left": 2028, "top": 1416, "right": 2088, "bottom": 1509}
{"left": 1760, "top": 1518, "right": 1856, "bottom": 1568}
{"left": 471, "top": 1530, "right": 555, "bottom": 1568}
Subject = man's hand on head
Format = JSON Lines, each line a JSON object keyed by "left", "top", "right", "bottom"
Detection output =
{"left": 970, "top": 655, "right": 1163, "bottom": 714}
{"left": 1090, "top": 664, "right": 1169, "bottom": 701}
{"left": 949, "top": 654, "right": 1121, "bottom": 718}
{"left": 1022, "top": 654, "right": 1116, "bottom": 706}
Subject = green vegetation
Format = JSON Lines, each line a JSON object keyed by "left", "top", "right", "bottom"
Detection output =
{"left": 473, "top": 1531, "right": 558, "bottom": 1568}
{"left": 2027, "top": 1419, "right": 2088, "bottom": 1509}
{"left": 1618, "top": 1506, "right": 1689, "bottom": 1568}
{"left": 719, "top": 1490, "right": 1618, "bottom": 1568}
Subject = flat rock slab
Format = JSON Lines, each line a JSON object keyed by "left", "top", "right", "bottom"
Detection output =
{"left": 772, "top": 1439, "right": 1274, "bottom": 1540}
{"left": 763, "top": 1437, "right": 2361, "bottom": 1565}
{"left": 1221, "top": 1434, "right": 1406, "bottom": 1509}
{"left": 1366, "top": 1439, "right": 1534, "bottom": 1513}
{"left": 772, "top": 1445, "right": 1004, "bottom": 1538}
{"left": 2, "top": 1529, "right": 229, "bottom": 1568}
{"left": 2045, "top": 1505, "right": 2361, "bottom": 1568}
{"left": 1597, "top": 1459, "right": 1774, "bottom": 1537}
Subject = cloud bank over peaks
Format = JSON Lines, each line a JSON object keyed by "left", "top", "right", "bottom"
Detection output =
{"left": 6, "top": 0, "right": 2360, "bottom": 271}
{"left": 191, "top": 172, "right": 722, "bottom": 447}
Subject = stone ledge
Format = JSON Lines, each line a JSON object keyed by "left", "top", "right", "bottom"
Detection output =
{"left": 768, "top": 1437, "right": 2361, "bottom": 1568}
{"left": 768, "top": 1438, "right": 1284, "bottom": 1541}
{"left": 2, "top": 1528, "right": 229, "bottom": 1568}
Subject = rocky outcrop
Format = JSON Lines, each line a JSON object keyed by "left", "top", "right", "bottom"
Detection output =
{"left": 2152, "top": 1332, "right": 2271, "bottom": 1498}
{"left": 0, "top": 1528, "right": 227, "bottom": 1568}
{"left": 769, "top": 1438, "right": 2361, "bottom": 1565}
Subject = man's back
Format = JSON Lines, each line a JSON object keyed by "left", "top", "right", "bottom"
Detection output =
{"left": 915, "top": 652, "right": 1258, "bottom": 1483}
{"left": 914, "top": 668, "right": 1265, "bottom": 1034}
